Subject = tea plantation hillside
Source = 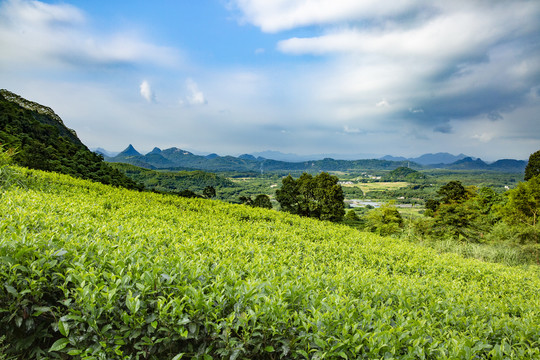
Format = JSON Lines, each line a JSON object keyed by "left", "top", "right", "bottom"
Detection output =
{"left": 1, "top": 166, "right": 540, "bottom": 359}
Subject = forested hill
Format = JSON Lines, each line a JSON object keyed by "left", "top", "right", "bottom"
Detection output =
{"left": 108, "top": 162, "right": 235, "bottom": 194}
{"left": 0, "top": 89, "right": 141, "bottom": 190}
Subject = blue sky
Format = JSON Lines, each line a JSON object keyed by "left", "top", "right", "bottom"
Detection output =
{"left": 1, "top": 0, "right": 539, "bottom": 161}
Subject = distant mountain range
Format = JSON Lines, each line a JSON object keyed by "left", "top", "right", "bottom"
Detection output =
{"left": 441, "top": 157, "right": 527, "bottom": 172}
{"left": 93, "top": 147, "right": 119, "bottom": 158}
{"left": 249, "top": 150, "right": 380, "bottom": 162}
{"left": 103, "top": 145, "right": 527, "bottom": 173}
{"left": 104, "top": 145, "right": 416, "bottom": 173}
{"left": 381, "top": 152, "right": 470, "bottom": 165}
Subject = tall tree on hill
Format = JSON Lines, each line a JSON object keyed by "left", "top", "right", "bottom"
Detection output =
{"left": 252, "top": 194, "right": 273, "bottom": 209}
{"left": 524, "top": 150, "right": 540, "bottom": 181}
{"left": 437, "top": 180, "right": 469, "bottom": 204}
{"left": 275, "top": 175, "right": 299, "bottom": 214}
{"left": 203, "top": 186, "right": 216, "bottom": 199}
{"left": 425, "top": 180, "right": 483, "bottom": 241}
{"left": 500, "top": 176, "right": 540, "bottom": 261}
{"left": 365, "top": 202, "right": 404, "bottom": 236}
{"left": 276, "top": 172, "right": 345, "bottom": 222}
{"left": 503, "top": 176, "right": 540, "bottom": 229}
{"left": 314, "top": 172, "right": 346, "bottom": 221}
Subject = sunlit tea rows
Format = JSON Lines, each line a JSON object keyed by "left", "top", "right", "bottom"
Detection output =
{"left": 1, "top": 167, "right": 539, "bottom": 359}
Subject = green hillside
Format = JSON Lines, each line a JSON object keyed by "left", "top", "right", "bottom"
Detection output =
{"left": 1, "top": 166, "right": 539, "bottom": 359}
{"left": 383, "top": 166, "right": 427, "bottom": 181}
{"left": 0, "top": 89, "right": 141, "bottom": 190}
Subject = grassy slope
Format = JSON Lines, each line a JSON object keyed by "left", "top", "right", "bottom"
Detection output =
{"left": 1, "top": 167, "right": 539, "bottom": 359}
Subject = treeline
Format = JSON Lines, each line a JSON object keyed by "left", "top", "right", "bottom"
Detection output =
{"left": 383, "top": 166, "right": 426, "bottom": 181}
{"left": 109, "top": 163, "right": 234, "bottom": 193}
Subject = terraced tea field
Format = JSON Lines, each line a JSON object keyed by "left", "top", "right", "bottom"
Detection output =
{"left": 1, "top": 167, "right": 539, "bottom": 359}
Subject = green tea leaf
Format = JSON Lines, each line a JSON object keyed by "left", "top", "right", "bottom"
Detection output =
{"left": 49, "top": 338, "right": 70, "bottom": 352}
{"left": 5, "top": 284, "right": 18, "bottom": 296}
{"left": 59, "top": 320, "right": 69, "bottom": 337}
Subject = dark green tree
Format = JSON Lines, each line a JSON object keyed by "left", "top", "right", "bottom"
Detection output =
{"left": 421, "top": 181, "right": 484, "bottom": 241}
{"left": 433, "top": 202, "right": 478, "bottom": 240}
{"left": 296, "top": 173, "right": 318, "bottom": 217}
{"left": 275, "top": 175, "right": 299, "bottom": 214}
{"left": 437, "top": 180, "right": 468, "bottom": 204}
{"left": 239, "top": 196, "right": 252, "bottom": 205}
{"left": 203, "top": 185, "right": 216, "bottom": 199}
{"left": 365, "top": 202, "right": 404, "bottom": 236}
{"left": 314, "top": 172, "right": 345, "bottom": 221}
{"left": 498, "top": 176, "right": 540, "bottom": 258}
{"left": 239, "top": 194, "right": 273, "bottom": 209}
{"left": 524, "top": 150, "right": 540, "bottom": 181}
{"left": 275, "top": 172, "right": 345, "bottom": 221}
{"left": 252, "top": 194, "right": 273, "bottom": 209}
{"left": 344, "top": 209, "right": 360, "bottom": 222}
{"left": 425, "top": 199, "right": 440, "bottom": 213}
{"left": 503, "top": 175, "right": 540, "bottom": 229}
{"left": 475, "top": 187, "right": 503, "bottom": 224}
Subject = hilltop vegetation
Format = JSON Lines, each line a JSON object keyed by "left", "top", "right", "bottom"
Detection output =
{"left": 108, "top": 163, "right": 235, "bottom": 194}
{"left": 1, "top": 165, "right": 539, "bottom": 359}
{"left": 383, "top": 167, "right": 426, "bottom": 182}
{"left": 0, "top": 89, "right": 141, "bottom": 190}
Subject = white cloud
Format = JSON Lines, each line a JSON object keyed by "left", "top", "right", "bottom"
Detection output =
{"left": 343, "top": 125, "right": 361, "bottom": 134}
{"left": 140, "top": 81, "right": 155, "bottom": 103}
{"left": 231, "top": 0, "right": 425, "bottom": 33}
{"left": 180, "top": 78, "right": 207, "bottom": 106}
{"left": 472, "top": 133, "right": 494, "bottom": 143}
{"left": 276, "top": 4, "right": 538, "bottom": 62}
{"left": 0, "top": 0, "right": 180, "bottom": 69}
{"left": 2, "top": 0, "right": 85, "bottom": 25}
{"left": 376, "top": 99, "right": 389, "bottom": 108}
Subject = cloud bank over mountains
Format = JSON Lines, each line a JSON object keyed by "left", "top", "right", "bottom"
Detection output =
{"left": 1, "top": 0, "right": 539, "bottom": 160}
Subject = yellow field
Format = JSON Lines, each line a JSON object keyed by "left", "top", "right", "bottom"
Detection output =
{"left": 342, "top": 181, "right": 409, "bottom": 193}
